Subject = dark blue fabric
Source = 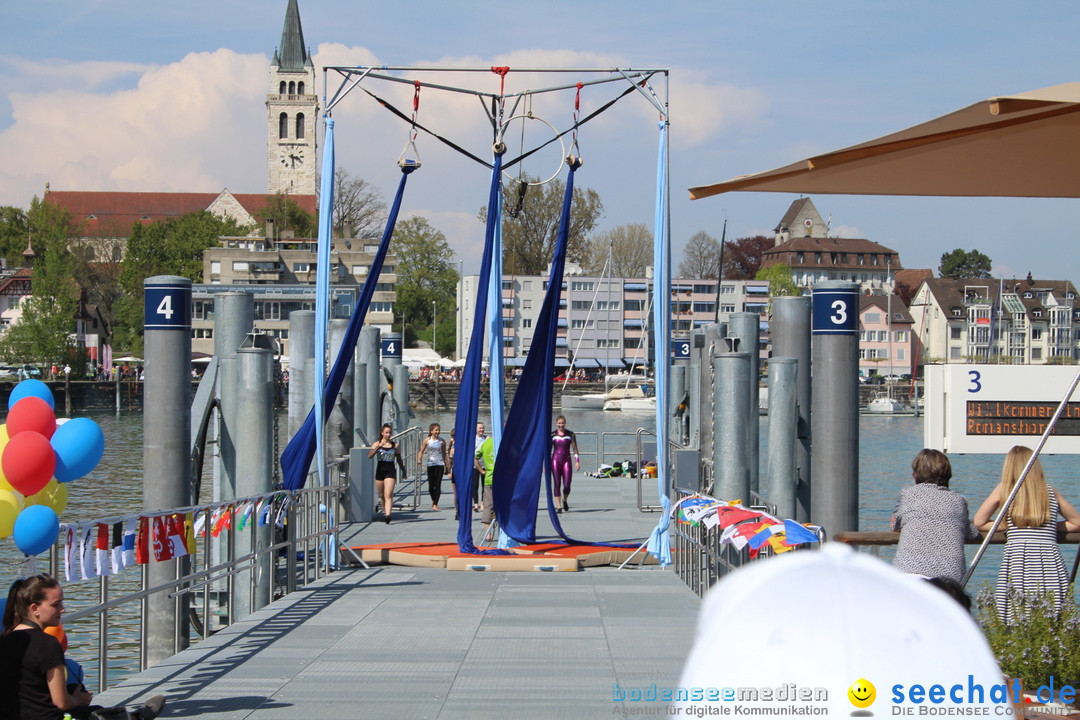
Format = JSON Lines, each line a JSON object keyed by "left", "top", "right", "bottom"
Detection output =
{"left": 493, "top": 163, "right": 633, "bottom": 549}
{"left": 280, "top": 164, "right": 416, "bottom": 491}
{"left": 454, "top": 151, "right": 508, "bottom": 555}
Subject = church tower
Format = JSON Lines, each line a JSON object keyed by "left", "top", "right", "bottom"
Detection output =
{"left": 267, "top": 0, "right": 318, "bottom": 196}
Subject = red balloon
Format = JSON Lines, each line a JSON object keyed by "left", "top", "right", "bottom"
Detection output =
{"left": 7, "top": 397, "right": 57, "bottom": 440}
{"left": 2, "top": 432, "right": 56, "bottom": 497}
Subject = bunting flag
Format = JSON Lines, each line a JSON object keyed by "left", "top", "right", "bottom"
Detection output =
{"left": 238, "top": 502, "right": 255, "bottom": 531}
{"left": 152, "top": 516, "right": 173, "bottom": 562}
{"left": 78, "top": 524, "right": 94, "bottom": 579}
{"left": 64, "top": 526, "right": 81, "bottom": 582}
{"left": 747, "top": 522, "right": 782, "bottom": 550}
{"left": 95, "top": 523, "right": 113, "bottom": 576}
{"left": 212, "top": 505, "right": 232, "bottom": 537}
{"left": 135, "top": 516, "right": 150, "bottom": 565}
{"left": 167, "top": 514, "right": 188, "bottom": 558}
{"left": 782, "top": 519, "right": 823, "bottom": 546}
{"left": 715, "top": 506, "right": 764, "bottom": 529}
{"left": 258, "top": 499, "right": 272, "bottom": 527}
{"left": 193, "top": 512, "right": 208, "bottom": 538}
{"left": 122, "top": 518, "right": 137, "bottom": 567}
{"left": 110, "top": 522, "right": 124, "bottom": 575}
{"left": 184, "top": 513, "right": 196, "bottom": 552}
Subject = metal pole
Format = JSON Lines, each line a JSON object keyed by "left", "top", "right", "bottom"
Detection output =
{"left": 714, "top": 343, "right": 750, "bottom": 503}
{"left": 233, "top": 348, "right": 274, "bottom": 618}
{"left": 729, "top": 312, "right": 761, "bottom": 493}
{"left": 360, "top": 327, "right": 381, "bottom": 443}
{"left": 771, "top": 296, "right": 812, "bottom": 522}
{"left": 810, "top": 282, "right": 860, "bottom": 535}
{"left": 288, "top": 310, "right": 315, "bottom": 437}
{"left": 766, "top": 358, "right": 798, "bottom": 518}
{"left": 327, "top": 319, "right": 352, "bottom": 460}
{"left": 142, "top": 276, "right": 192, "bottom": 667}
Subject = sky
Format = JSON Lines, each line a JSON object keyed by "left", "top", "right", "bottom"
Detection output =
{"left": 1, "top": 1, "right": 1079, "bottom": 282}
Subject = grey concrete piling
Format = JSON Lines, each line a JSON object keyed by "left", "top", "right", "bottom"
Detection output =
{"left": 328, "top": 319, "right": 352, "bottom": 460}
{"left": 765, "top": 357, "right": 798, "bottom": 518}
{"left": 729, "top": 313, "right": 761, "bottom": 494}
{"left": 714, "top": 345, "right": 750, "bottom": 503}
{"left": 287, "top": 310, "right": 315, "bottom": 438}
{"left": 142, "top": 276, "right": 193, "bottom": 667}
{"left": 771, "top": 296, "right": 812, "bottom": 522}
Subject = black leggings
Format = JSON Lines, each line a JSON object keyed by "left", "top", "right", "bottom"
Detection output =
{"left": 427, "top": 465, "right": 445, "bottom": 505}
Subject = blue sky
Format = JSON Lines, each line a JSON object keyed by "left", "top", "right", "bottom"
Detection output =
{"left": 2, "top": 1, "right": 1078, "bottom": 281}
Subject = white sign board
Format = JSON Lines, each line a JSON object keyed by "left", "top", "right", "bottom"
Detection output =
{"left": 925, "top": 364, "right": 1080, "bottom": 454}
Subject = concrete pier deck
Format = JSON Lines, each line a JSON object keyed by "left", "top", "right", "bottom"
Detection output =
{"left": 92, "top": 473, "right": 701, "bottom": 719}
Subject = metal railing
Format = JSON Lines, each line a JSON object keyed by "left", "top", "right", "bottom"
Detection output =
{"left": 47, "top": 474, "right": 348, "bottom": 693}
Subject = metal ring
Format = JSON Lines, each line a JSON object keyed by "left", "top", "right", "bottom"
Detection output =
{"left": 499, "top": 113, "right": 566, "bottom": 186}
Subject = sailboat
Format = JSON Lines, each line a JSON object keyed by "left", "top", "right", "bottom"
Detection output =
{"left": 560, "top": 242, "right": 618, "bottom": 410}
{"left": 866, "top": 263, "right": 906, "bottom": 413}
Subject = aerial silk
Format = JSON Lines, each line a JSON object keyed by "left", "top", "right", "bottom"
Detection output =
{"left": 487, "top": 189, "right": 506, "bottom": 444}
{"left": 281, "top": 119, "right": 418, "bottom": 491}
{"left": 646, "top": 121, "right": 673, "bottom": 565}
{"left": 492, "top": 159, "right": 580, "bottom": 543}
{"left": 454, "top": 149, "right": 508, "bottom": 555}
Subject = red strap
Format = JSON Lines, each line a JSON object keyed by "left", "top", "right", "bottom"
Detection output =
{"left": 491, "top": 66, "right": 510, "bottom": 97}
{"left": 574, "top": 82, "right": 583, "bottom": 111}
{"left": 413, "top": 81, "right": 421, "bottom": 112}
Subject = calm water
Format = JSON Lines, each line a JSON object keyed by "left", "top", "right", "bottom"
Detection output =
{"left": 2, "top": 408, "right": 1078, "bottom": 687}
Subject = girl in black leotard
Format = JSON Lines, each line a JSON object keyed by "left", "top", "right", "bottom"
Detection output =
{"left": 368, "top": 423, "right": 406, "bottom": 523}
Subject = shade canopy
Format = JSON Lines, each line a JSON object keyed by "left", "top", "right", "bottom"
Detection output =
{"left": 689, "top": 82, "right": 1080, "bottom": 200}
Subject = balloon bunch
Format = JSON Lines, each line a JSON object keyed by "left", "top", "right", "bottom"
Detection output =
{"left": 0, "top": 380, "right": 105, "bottom": 556}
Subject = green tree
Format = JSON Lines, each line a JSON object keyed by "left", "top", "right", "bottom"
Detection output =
{"left": 678, "top": 230, "right": 721, "bottom": 279}
{"left": 939, "top": 248, "right": 992, "bottom": 279}
{"left": 0, "top": 198, "right": 78, "bottom": 364}
{"left": 0, "top": 206, "right": 29, "bottom": 267}
{"left": 257, "top": 193, "right": 316, "bottom": 238}
{"left": 581, "top": 224, "right": 653, "bottom": 277}
{"left": 113, "top": 211, "right": 246, "bottom": 352}
{"left": 755, "top": 263, "right": 800, "bottom": 298}
{"left": 480, "top": 176, "right": 604, "bottom": 276}
{"left": 391, "top": 216, "right": 459, "bottom": 355}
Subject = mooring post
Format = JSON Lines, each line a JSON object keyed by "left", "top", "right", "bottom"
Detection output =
{"left": 771, "top": 296, "right": 812, "bottom": 522}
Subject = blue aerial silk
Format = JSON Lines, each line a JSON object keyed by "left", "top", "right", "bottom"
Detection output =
{"left": 281, "top": 132, "right": 417, "bottom": 491}
{"left": 646, "top": 121, "right": 673, "bottom": 565}
{"left": 454, "top": 150, "right": 508, "bottom": 555}
{"left": 312, "top": 117, "right": 336, "bottom": 489}
{"left": 487, "top": 194, "right": 506, "bottom": 444}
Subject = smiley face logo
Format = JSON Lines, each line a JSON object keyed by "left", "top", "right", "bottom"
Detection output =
{"left": 848, "top": 679, "right": 876, "bottom": 708}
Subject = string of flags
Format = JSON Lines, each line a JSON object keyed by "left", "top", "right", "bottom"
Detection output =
{"left": 60, "top": 499, "right": 275, "bottom": 583}
{"left": 674, "top": 495, "right": 823, "bottom": 559}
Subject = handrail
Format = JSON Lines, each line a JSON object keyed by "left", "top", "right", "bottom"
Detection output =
{"left": 45, "top": 476, "right": 347, "bottom": 693}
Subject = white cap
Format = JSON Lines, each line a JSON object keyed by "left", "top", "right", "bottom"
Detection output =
{"left": 677, "top": 543, "right": 1007, "bottom": 715}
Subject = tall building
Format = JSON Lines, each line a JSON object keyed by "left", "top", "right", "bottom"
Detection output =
{"left": 267, "top": 0, "right": 318, "bottom": 196}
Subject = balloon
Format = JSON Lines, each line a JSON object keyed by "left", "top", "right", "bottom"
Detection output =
{"left": 2, "top": 431, "right": 56, "bottom": 496}
{"left": 51, "top": 418, "right": 105, "bottom": 483}
{"left": 8, "top": 379, "right": 54, "bottom": 410}
{"left": 0, "top": 424, "right": 11, "bottom": 493}
{"left": 0, "top": 489, "right": 21, "bottom": 538}
{"left": 13, "top": 505, "right": 60, "bottom": 556}
{"left": 44, "top": 623, "right": 68, "bottom": 652}
{"left": 7, "top": 397, "right": 57, "bottom": 440}
{"left": 27, "top": 479, "right": 67, "bottom": 516}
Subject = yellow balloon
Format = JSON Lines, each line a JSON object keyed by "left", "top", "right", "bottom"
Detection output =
{"left": 27, "top": 479, "right": 67, "bottom": 516}
{"left": 0, "top": 424, "right": 10, "bottom": 492}
{"left": 0, "top": 489, "right": 20, "bottom": 538}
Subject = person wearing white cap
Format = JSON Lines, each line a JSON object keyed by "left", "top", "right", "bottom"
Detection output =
{"left": 675, "top": 544, "right": 1013, "bottom": 716}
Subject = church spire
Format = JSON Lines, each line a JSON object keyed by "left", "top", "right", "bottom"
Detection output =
{"left": 276, "top": 0, "right": 311, "bottom": 71}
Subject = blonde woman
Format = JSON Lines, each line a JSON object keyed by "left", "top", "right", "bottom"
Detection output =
{"left": 973, "top": 445, "right": 1080, "bottom": 623}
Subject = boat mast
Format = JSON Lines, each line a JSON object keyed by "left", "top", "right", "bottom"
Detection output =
{"left": 606, "top": 238, "right": 613, "bottom": 394}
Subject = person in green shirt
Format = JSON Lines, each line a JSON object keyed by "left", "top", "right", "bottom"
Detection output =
{"left": 474, "top": 436, "right": 496, "bottom": 530}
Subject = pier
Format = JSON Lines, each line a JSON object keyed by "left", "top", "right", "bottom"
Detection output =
{"left": 89, "top": 471, "right": 700, "bottom": 718}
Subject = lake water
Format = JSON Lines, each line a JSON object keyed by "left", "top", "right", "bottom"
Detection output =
{"left": 2, "top": 408, "right": 1078, "bottom": 687}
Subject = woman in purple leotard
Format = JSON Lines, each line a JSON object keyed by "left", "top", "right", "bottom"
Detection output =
{"left": 551, "top": 415, "right": 580, "bottom": 513}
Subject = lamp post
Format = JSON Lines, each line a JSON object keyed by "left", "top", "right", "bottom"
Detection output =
{"left": 432, "top": 300, "right": 437, "bottom": 356}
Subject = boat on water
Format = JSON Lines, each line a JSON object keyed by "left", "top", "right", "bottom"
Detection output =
{"left": 866, "top": 392, "right": 906, "bottom": 414}
{"left": 560, "top": 392, "right": 609, "bottom": 410}
{"left": 602, "top": 385, "right": 655, "bottom": 411}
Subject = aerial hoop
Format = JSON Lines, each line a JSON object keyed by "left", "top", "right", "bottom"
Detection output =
{"left": 500, "top": 112, "right": 565, "bottom": 186}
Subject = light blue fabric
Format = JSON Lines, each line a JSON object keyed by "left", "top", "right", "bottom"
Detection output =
{"left": 313, "top": 117, "right": 335, "bottom": 489}
{"left": 488, "top": 195, "right": 506, "bottom": 445}
{"left": 647, "top": 121, "right": 672, "bottom": 565}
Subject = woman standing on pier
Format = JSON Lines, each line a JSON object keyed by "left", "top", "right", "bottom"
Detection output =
{"left": 973, "top": 445, "right": 1080, "bottom": 624}
{"left": 418, "top": 423, "right": 449, "bottom": 512}
{"left": 890, "top": 449, "right": 979, "bottom": 582}
{"left": 551, "top": 416, "right": 580, "bottom": 513}
{"left": 369, "top": 423, "right": 406, "bottom": 524}
{"left": 0, "top": 574, "right": 94, "bottom": 719}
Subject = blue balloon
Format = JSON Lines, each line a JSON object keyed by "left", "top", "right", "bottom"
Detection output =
{"left": 8, "top": 379, "right": 54, "bottom": 411}
{"left": 13, "top": 505, "right": 60, "bottom": 556}
{"left": 51, "top": 418, "right": 105, "bottom": 483}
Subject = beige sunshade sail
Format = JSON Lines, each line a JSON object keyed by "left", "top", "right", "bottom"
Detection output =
{"left": 689, "top": 82, "right": 1080, "bottom": 200}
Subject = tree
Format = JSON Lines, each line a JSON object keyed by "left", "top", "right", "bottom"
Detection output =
{"left": 256, "top": 193, "right": 315, "bottom": 238}
{"left": 112, "top": 211, "right": 247, "bottom": 352}
{"left": 391, "top": 217, "right": 459, "bottom": 355}
{"left": 755, "top": 263, "right": 800, "bottom": 298}
{"left": 724, "top": 235, "right": 774, "bottom": 280}
{"left": 0, "top": 206, "right": 29, "bottom": 267}
{"left": 333, "top": 168, "right": 387, "bottom": 239}
{"left": 581, "top": 224, "right": 653, "bottom": 277}
{"left": 480, "top": 176, "right": 604, "bottom": 276}
{"left": 0, "top": 198, "right": 78, "bottom": 364}
{"left": 939, "top": 248, "right": 992, "bottom": 279}
{"left": 679, "top": 230, "right": 722, "bottom": 279}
